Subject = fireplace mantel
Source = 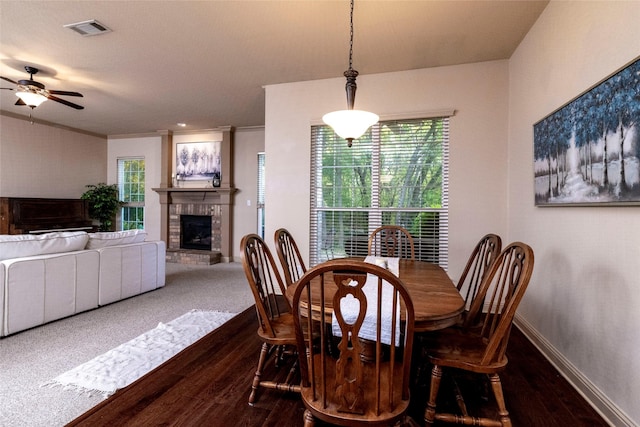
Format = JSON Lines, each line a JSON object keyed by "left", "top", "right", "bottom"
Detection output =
{"left": 153, "top": 187, "right": 236, "bottom": 262}
{"left": 152, "top": 187, "right": 236, "bottom": 205}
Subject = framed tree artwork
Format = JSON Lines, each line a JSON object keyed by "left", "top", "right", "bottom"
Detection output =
{"left": 534, "top": 57, "right": 640, "bottom": 206}
{"left": 175, "top": 141, "right": 222, "bottom": 182}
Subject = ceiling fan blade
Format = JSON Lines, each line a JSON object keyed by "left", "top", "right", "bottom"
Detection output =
{"left": 15, "top": 98, "right": 26, "bottom": 106}
{"left": 1, "top": 87, "right": 15, "bottom": 91}
{"left": 47, "top": 94, "right": 84, "bottom": 110}
{"left": 49, "top": 90, "right": 83, "bottom": 97}
{"left": 1, "top": 76, "right": 18, "bottom": 85}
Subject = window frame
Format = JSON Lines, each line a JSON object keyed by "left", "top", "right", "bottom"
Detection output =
{"left": 117, "top": 157, "right": 145, "bottom": 230}
{"left": 309, "top": 115, "right": 450, "bottom": 268}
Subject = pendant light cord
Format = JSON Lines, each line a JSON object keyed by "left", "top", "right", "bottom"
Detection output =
{"left": 323, "top": 0, "right": 378, "bottom": 146}
{"left": 343, "top": 0, "right": 359, "bottom": 112}
{"left": 348, "top": 0, "right": 354, "bottom": 71}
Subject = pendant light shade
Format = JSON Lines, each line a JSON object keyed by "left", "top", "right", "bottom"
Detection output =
{"left": 322, "top": 109, "right": 379, "bottom": 143}
{"left": 323, "top": 0, "right": 378, "bottom": 147}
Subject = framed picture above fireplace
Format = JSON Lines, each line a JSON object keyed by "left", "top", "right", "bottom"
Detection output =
{"left": 175, "top": 141, "right": 222, "bottom": 182}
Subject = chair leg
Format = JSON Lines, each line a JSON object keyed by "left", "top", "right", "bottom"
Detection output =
{"left": 424, "top": 364, "right": 443, "bottom": 425}
{"left": 248, "top": 342, "right": 270, "bottom": 405}
{"left": 451, "top": 376, "right": 469, "bottom": 416}
{"left": 488, "top": 373, "right": 512, "bottom": 427}
{"left": 303, "top": 409, "right": 315, "bottom": 427}
{"left": 275, "top": 344, "right": 284, "bottom": 367}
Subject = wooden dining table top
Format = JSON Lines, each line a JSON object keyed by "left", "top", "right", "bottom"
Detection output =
{"left": 285, "top": 258, "right": 465, "bottom": 333}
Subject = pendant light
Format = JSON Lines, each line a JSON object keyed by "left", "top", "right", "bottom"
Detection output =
{"left": 322, "top": 0, "right": 378, "bottom": 147}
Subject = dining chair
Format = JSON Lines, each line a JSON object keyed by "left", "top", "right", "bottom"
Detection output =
{"left": 368, "top": 225, "right": 416, "bottom": 260}
{"left": 456, "top": 234, "right": 502, "bottom": 323}
{"left": 274, "top": 228, "right": 307, "bottom": 287}
{"left": 240, "top": 233, "right": 300, "bottom": 405}
{"left": 291, "top": 258, "right": 416, "bottom": 427}
{"left": 423, "top": 242, "right": 534, "bottom": 427}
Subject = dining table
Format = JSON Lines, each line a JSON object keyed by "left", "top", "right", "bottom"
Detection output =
{"left": 285, "top": 257, "right": 465, "bottom": 333}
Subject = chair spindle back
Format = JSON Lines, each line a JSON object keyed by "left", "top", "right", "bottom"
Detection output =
{"left": 368, "top": 225, "right": 416, "bottom": 260}
{"left": 292, "top": 259, "right": 415, "bottom": 424}
{"left": 464, "top": 241, "right": 534, "bottom": 365}
{"left": 274, "top": 228, "right": 307, "bottom": 286}
{"left": 457, "top": 234, "right": 502, "bottom": 310}
{"left": 241, "top": 233, "right": 290, "bottom": 338}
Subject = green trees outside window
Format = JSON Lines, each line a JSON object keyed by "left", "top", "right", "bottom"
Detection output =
{"left": 310, "top": 118, "right": 449, "bottom": 267}
{"left": 118, "top": 158, "right": 145, "bottom": 230}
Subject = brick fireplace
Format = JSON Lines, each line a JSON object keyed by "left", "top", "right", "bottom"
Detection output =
{"left": 153, "top": 126, "right": 235, "bottom": 265}
{"left": 154, "top": 188, "right": 235, "bottom": 264}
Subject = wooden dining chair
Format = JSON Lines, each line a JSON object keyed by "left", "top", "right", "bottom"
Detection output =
{"left": 368, "top": 225, "right": 416, "bottom": 260}
{"left": 292, "top": 258, "right": 416, "bottom": 427}
{"left": 456, "top": 234, "right": 502, "bottom": 322}
{"left": 240, "top": 233, "right": 300, "bottom": 405}
{"left": 423, "top": 242, "right": 534, "bottom": 427}
{"left": 274, "top": 228, "right": 307, "bottom": 287}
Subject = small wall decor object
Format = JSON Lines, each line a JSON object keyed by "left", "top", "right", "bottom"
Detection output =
{"left": 534, "top": 56, "right": 640, "bottom": 206}
{"left": 175, "top": 141, "right": 222, "bottom": 182}
{"left": 212, "top": 172, "right": 221, "bottom": 187}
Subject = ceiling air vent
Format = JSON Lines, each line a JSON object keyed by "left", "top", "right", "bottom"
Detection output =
{"left": 64, "top": 19, "right": 111, "bottom": 37}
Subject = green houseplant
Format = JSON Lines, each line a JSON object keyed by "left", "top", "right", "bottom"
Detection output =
{"left": 81, "top": 183, "right": 124, "bottom": 231}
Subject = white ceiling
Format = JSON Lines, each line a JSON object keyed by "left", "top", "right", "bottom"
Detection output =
{"left": 0, "top": 1, "right": 548, "bottom": 137}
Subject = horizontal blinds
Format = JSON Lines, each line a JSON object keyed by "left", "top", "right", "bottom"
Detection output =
{"left": 310, "top": 116, "right": 449, "bottom": 269}
{"left": 257, "top": 153, "right": 265, "bottom": 207}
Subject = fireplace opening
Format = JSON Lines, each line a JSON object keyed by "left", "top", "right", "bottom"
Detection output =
{"left": 180, "top": 215, "right": 212, "bottom": 250}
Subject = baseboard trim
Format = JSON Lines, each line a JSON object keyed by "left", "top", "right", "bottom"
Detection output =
{"left": 514, "top": 315, "right": 636, "bottom": 427}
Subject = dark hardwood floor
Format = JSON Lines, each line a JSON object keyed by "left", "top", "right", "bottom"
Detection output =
{"left": 67, "top": 305, "right": 608, "bottom": 427}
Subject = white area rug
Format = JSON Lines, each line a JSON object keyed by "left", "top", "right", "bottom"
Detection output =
{"left": 43, "top": 309, "right": 236, "bottom": 398}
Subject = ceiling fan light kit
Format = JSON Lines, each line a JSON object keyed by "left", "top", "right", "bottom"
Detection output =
{"left": 323, "top": 0, "right": 378, "bottom": 147}
{"left": 16, "top": 90, "right": 48, "bottom": 108}
{"left": 1, "top": 66, "right": 84, "bottom": 112}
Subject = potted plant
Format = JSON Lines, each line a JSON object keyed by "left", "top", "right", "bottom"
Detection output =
{"left": 81, "top": 183, "right": 124, "bottom": 231}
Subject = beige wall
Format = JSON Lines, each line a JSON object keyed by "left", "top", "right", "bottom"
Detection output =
{"left": 0, "top": 114, "right": 106, "bottom": 198}
{"left": 232, "top": 127, "right": 264, "bottom": 261}
{"left": 107, "top": 135, "right": 163, "bottom": 241}
{"left": 264, "top": 60, "right": 510, "bottom": 280}
{"left": 508, "top": 2, "right": 640, "bottom": 425}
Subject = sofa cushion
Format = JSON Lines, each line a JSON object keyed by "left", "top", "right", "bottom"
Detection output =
{"left": 0, "top": 231, "right": 89, "bottom": 261}
{"left": 86, "top": 229, "right": 147, "bottom": 249}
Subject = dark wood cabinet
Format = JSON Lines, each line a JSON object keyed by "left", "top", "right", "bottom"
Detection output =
{"left": 0, "top": 197, "right": 94, "bottom": 234}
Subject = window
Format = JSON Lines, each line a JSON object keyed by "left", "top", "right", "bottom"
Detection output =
{"left": 117, "top": 158, "right": 145, "bottom": 230}
{"left": 310, "top": 117, "right": 449, "bottom": 268}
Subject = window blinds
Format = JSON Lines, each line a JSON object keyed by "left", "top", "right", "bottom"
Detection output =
{"left": 310, "top": 117, "right": 449, "bottom": 268}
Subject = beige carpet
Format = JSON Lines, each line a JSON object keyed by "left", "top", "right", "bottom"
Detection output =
{"left": 0, "top": 262, "right": 253, "bottom": 427}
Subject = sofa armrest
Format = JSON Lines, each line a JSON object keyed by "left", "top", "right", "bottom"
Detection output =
{"left": 1, "top": 251, "right": 99, "bottom": 336}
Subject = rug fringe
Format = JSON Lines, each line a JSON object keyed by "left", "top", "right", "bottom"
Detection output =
{"left": 41, "top": 380, "right": 113, "bottom": 399}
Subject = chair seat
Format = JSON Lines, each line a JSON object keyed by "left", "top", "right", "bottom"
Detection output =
{"left": 256, "top": 312, "right": 297, "bottom": 344}
{"left": 301, "top": 354, "right": 410, "bottom": 427}
{"left": 425, "top": 328, "right": 508, "bottom": 374}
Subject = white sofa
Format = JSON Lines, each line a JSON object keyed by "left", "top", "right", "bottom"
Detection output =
{"left": 0, "top": 230, "right": 166, "bottom": 337}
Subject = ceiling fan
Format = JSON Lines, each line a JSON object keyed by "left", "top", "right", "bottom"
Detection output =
{"left": 1, "top": 66, "right": 84, "bottom": 110}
